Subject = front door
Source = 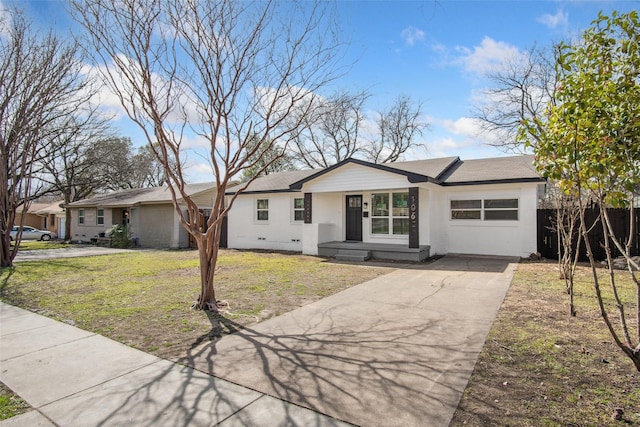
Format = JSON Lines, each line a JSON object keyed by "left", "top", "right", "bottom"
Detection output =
{"left": 345, "top": 195, "right": 363, "bottom": 241}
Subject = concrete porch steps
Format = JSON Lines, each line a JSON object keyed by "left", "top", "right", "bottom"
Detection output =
{"left": 318, "top": 241, "right": 431, "bottom": 262}
{"left": 334, "top": 249, "right": 372, "bottom": 262}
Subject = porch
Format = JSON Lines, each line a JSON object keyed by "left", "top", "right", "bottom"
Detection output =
{"left": 318, "top": 241, "right": 431, "bottom": 262}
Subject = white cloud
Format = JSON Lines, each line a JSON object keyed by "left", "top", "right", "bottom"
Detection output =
{"left": 441, "top": 116, "right": 483, "bottom": 137}
{"left": 0, "top": 1, "right": 12, "bottom": 38}
{"left": 424, "top": 115, "right": 509, "bottom": 158}
{"left": 455, "top": 36, "right": 522, "bottom": 75}
{"left": 537, "top": 9, "right": 568, "bottom": 29}
{"left": 181, "top": 133, "right": 215, "bottom": 150}
{"left": 186, "top": 162, "right": 215, "bottom": 182}
{"left": 401, "top": 26, "right": 425, "bottom": 46}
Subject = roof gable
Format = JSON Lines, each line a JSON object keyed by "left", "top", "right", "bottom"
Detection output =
{"left": 224, "top": 155, "right": 543, "bottom": 195}
{"left": 289, "top": 157, "right": 458, "bottom": 190}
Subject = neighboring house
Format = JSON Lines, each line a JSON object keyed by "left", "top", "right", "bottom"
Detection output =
{"left": 15, "top": 201, "right": 65, "bottom": 238}
{"left": 226, "top": 155, "right": 545, "bottom": 261}
{"left": 65, "top": 183, "right": 216, "bottom": 248}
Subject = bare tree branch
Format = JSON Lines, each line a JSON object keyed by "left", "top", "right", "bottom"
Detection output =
{"left": 0, "top": 7, "right": 93, "bottom": 266}
{"left": 473, "top": 44, "right": 558, "bottom": 152}
{"left": 71, "top": 0, "right": 344, "bottom": 310}
{"left": 368, "top": 95, "right": 428, "bottom": 163}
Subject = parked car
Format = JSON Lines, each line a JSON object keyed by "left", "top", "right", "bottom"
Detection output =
{"left": 10, "top": 226, "right": 57, "bottom": 241}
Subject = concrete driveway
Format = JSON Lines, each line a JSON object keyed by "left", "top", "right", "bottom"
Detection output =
{"left": 178, "top": 255, "right": 518, "bottom": 427}
{"left": 13, "top": 246, "right": 133, "bottom": 262}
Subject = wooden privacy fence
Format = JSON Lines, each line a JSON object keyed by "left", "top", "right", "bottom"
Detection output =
{"left": 537, "top": 208, "right": 640, "bottom": 261}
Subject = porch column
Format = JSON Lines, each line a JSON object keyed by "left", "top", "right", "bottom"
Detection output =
{"left": 304, "top": 193, "right": 312, "bottom": 224}
{"left": 409, "top": 187, "right": 419, "bottom": 248}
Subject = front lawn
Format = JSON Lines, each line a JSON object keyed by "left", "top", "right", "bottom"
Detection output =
{"left": 0, "top": 249, "right": 392, "bottom": 358}
{"left": 5, "top": 251, "right": 637, "bottom": 424}
{"left": 451, "top": 261, "right": 640, "bottom": 426}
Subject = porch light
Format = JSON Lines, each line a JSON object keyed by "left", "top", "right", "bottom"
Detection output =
{"left": 363, "top": 202, "right": 368, "bottom": 210}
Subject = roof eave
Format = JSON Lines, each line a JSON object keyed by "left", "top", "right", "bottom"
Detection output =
{"left": 441, "top": 177, "right": 545, "bottom": 186}
{"left": 225, "top": 188, "right": 301, "bottom": 196}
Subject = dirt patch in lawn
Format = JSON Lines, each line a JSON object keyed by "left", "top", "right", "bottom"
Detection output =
{"left": 450, "top": 261, "right": 640, "bottom": 426}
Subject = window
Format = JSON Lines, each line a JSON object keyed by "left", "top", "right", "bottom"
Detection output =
{"left": 97, "top": 209, "right": 104, "bottom": 225}
{"left": 450, "top": 200, "right": 481, "bottom": 220}
{"left": 484, "top": 199, "right": 518, "bottom": 220}
{"left": 293, "top": 198, "right": 304, "bottom": 221}
{"left": 371, "top": 193, "right": 389, "bottom": 234}
{"left": 450, "top": 198, "right": 518, "bottom": 221}
{"left": 371, "top": 192, "right": 409, "bottom": 235}
{"left": 392, "top": 192, "right": 409, "bottom": 235}
{"left": 78, "top": 209, "right": 85, "bottom": 225}
{"left": 256, "top": 199, "right": 269, "bottom": 221}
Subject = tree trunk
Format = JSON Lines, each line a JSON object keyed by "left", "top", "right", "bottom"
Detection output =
{"left": 1, "top": 208, "right": 18, "bottom": 268}
{"left": 64, "top": 204, "right": 72, "bottom": 241}
{"left": 192, "top": 217, "right": 224, "bottom": 311}
{"left": 194, "top": 240, "right": 218, "bottom": 311}
{"left": 0, "top": 235, "right": 13, "bottom": 268}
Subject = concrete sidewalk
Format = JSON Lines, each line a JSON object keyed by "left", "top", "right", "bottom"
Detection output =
{"left": 0, "top": 303, "right": 351, "bottom": 426}
{"left": 1, "top": 254, "right": 517, "bottom": 426}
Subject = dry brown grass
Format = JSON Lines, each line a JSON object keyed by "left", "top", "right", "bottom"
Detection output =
{"left": 451, "top": 261, "right": 640, "bottom": 426}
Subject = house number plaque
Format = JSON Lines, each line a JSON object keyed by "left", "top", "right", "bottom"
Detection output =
{"left": 409, "top": 187, "right": 419, "bottom": 248}
{"left": 304, "top": 193, "right": 312, "bottom": 224}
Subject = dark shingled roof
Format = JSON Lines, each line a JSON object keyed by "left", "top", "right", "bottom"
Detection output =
{"left": 225, "top": 155, "right": 543, "bottom": 194}
{"left": 226, "top": 169, "right": 320, "bottom": 194}
{"left": 380, "top": 157, "right": 460, "bottom": 181}
{"left": 441, "top": 155, "right": 541, "bottom": 185}
{"left": 66, "top": 183, "right": 217, "bottom": 208}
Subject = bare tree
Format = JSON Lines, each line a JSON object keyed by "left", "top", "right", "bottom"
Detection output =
{"left": 38, "top": 113, "right": 111, "bottom": 240}
{"left": 367, "top": 95, "right": 428, "bottom": 163}
{"left": 290, "top": 92, "right": 427, "bottom": 167}
{"left": 0, "top": 8, "right": 91, "bottom": 267}
{"left": 542, "top": 186, "right": 584, "bottom": 317}
{"left": 72, "top": 0, "right": 343, "bottom": 310}
{"left": 474, "top": 44, "right": 558, "bottom": 151}
{"left": 290, "top": 90, "right": 368, "bottom": 168}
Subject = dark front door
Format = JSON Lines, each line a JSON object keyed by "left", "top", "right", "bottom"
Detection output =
{"left": 346, "top": 195, "right": 363, "bottom": 241}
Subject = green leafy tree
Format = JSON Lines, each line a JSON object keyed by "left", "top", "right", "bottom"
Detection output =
{"left": 523, "top": 11, "right": 640, "bottom": 371}
{"left": 241, "top": 135, "right": 296, "bottom": 182}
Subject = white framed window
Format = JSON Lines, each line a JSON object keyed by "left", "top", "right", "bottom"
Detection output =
{"left": 97, "top": 208, "right": 105, "bottom": 225}
{"left": 78, "top": 209, "right": 85, "bottom": 225}
{"left": 256, "top": 199, "right": 269, "bottom": 221}
{"left": 484, "top": 199, "right": 518, "bottom": 220}
{"left": 371, "top": 193, "right": 389, "bottom": 234}
{"left": 293, "top": 198, "right": 304, "bottom": 222}
{"left": 392, "top": 192, "right": 409, "bottom": 235}
{"left": 371, "top": 191, "right": 409, "bottom": 235}
{"left": 450, "top": 200, "right": 481, "bottom": 220}
{"left": 450, "top": 198, "right": 518, "bottom": 221}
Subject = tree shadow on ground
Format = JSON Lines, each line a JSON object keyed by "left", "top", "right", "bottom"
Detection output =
{"left": 174, "top": 307, "right": 483, "bottom": 427}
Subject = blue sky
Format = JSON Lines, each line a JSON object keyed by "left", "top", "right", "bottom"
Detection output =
{"left": 7, "top": 0, "right": 640, "bottom": 181}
